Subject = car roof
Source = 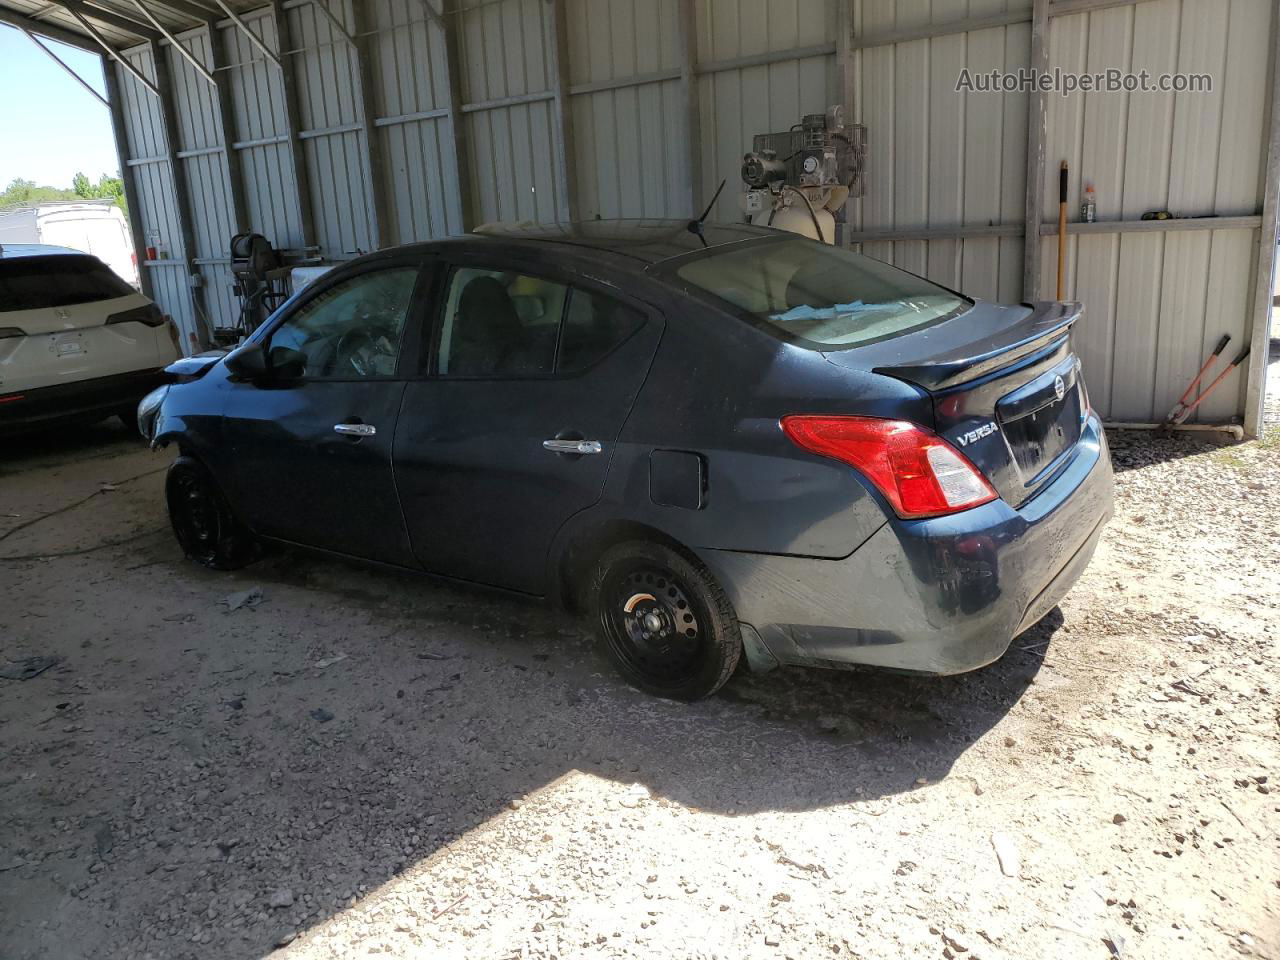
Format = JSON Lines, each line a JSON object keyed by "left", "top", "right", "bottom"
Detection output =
{"left": 0, "top": 243, "right": 86, "bottom": 260}
{"left": 467, "top": 219, "right": 780, "bottom": 265}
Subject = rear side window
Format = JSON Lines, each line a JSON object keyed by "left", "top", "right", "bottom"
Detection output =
{"left": 0, "top": 256, "right": 135, "bottom": 311}
{"left": 438, "top": 267, "right": 642, "bottom": 378}
{"left": 674, "top": 238, "right": 969, "bottom": 349}
{"left": 559, "top": 289, "right": 643, "bottom": 373}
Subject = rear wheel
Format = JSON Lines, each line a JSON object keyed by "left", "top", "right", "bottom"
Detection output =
{"left": 166, "top": 456, "right": 257, "bottom": 570}
{"left": 590, "top": 541, "right": 741, "bottom": 700}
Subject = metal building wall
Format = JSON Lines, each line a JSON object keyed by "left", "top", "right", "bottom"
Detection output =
{"left": 1038, "top": 0, "right": 1275, "bottom": 424}
{"left": 105, "top": 0, "right": 1276, "bottom": 430}
{"left": 849, "top": 0, "right": 1031, "bottom": 303}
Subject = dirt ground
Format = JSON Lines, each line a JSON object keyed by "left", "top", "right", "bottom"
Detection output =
{"left": 2, "top": 345, "right": 1277, "bottom": 960}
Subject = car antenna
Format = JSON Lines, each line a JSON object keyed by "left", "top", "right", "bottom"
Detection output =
{"left": 687, "top": 179, "right": 727, "bottom": 247}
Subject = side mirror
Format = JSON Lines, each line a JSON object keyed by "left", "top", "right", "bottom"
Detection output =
{"left": 268, "top": 346, "right": 306, "bottom": 380}
{"left": 224, "top": 342, "right": 269, "bottom": 381}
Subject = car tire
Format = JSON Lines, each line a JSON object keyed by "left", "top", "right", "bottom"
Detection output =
{"left": 590, "top": 540, "right": 741, "bottom": 701}
{"left": 165, "top": 456, "right": 257, "bottom": 570}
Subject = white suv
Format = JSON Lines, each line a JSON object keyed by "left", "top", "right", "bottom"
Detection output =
{"left": 0, "top": 244, "right": 181, "bottom": 434}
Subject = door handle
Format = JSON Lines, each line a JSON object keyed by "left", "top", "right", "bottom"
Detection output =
{"left": 334, "top": 423, "right": 376, "bottom": 437}
{"left": 543, "top": 438, "right": 602, "bottom": 455}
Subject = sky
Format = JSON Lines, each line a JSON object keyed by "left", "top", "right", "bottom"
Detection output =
{"left": 0, "top": 24, "right": 120, "bottom": 189}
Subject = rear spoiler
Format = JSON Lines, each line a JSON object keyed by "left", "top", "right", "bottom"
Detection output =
{"left": 872, "top": 301, "right": 1081, "bottom": 391}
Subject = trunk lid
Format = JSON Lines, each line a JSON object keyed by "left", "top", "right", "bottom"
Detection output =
{"left": 829, "top": 300, "right": 1088, "bottom": 507}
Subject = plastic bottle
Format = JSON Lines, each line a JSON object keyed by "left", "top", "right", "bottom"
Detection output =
{"left": 1081, "top": 182, "right": 1097, "bottom": 223}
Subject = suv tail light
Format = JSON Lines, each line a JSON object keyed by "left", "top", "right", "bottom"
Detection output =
{"left": 781, "top": 415, "right": 997, "bottom": 519}
{"left": 106, "top": 304, "right": 166, "bottom": 327}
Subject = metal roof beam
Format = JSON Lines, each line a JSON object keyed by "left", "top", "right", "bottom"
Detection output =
{"left": 20, "top": 25, "right": 108, "bottom": 105}
{"left": 208, "top": 0, "right": 279, "bottom": 66}
{"left": 60, "top": 2, "right": 160, "bottom": 94}
{"left": 0, "top": 5, "right": 101, "bottom": 52}
{"left": 307, "top": 0, "right": 351, "bottom": 46}
{"left": 128, "top": 0, "right": 214, "bottom": 84}
{"left": 62, "top": 0, "right": 162, "bottom": 41}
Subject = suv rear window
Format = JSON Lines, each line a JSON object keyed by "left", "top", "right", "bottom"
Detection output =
{"left": 0, "top": 256, "right": 135, "bottom": 311}
{"left": 674, "top": 237, "right": 969, "bottom": 348}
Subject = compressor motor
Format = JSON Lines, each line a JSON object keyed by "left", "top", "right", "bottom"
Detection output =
{"left": 739, "top": 106, "right": 866, "bottom": 244}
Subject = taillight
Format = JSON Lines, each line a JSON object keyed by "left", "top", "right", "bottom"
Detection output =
{"left": 781, "top": 415, "right": 998, "bottom": 519}
{"left": 106, "top": 304, "right": 166, "bottom": 327}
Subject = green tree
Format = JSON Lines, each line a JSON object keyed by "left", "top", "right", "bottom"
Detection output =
{"left": 72, "top": 172, "right": 92, "bottom": 198}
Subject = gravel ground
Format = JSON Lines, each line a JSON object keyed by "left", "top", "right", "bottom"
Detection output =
{"left": 1, "top": 343, "right": 1277, "bottom": 960}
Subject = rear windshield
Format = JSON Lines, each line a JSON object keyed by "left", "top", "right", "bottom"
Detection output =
{"left": 0, "top": 256, "right": 135, "bottom": 311}
{"left": 674, "top": 238, "right": 969, "bottom": 348}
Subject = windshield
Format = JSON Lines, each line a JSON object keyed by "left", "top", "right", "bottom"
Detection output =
{"left": 0, "top": 255, "right": 135, "bottom": 311}
{"left": 674, "top": 238, "right": 969, "bottom": 348}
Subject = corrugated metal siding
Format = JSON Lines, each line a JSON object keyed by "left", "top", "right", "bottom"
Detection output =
{"left": 697, "top": 0, "right": 839, "bottom": 221}
{"left": 106, "top": 0, "right": 1273, "bottom": 427}
{"left": 567, "top": 0, "right": 687, "bottom": 219}
{"left": 289, "top": 0, "right": 375, "bottom": 254}
{"left": 850, "top": 0, "right": 1031, "bottom": 302}
{"left": 371, "top": 0, "right": 462, "bottom": 241}
{"left": 453, "top": 0, "right": 562, "bottom": 224}
{"left": 221, "top": 11, "right": 303, "bottom": 249}
{"left": 117, "top": 44, "right": 197, "bottom": 348}
{"left": 1037, "top": 0, "right": 1274, "bottom": 422}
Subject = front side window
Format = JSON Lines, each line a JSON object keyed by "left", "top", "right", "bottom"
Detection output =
{"left": 438, "top": 267, "right": 642, "bottom": 377}
{"left": 674, "top": 238, "right": 970, "bottom": 349}
{"left": 268, "top": 267, "right": 417, "bottom": 379}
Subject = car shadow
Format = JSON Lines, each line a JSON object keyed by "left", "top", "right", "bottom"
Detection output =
{"left": 8, "top": 539, "right": 1060, "bottom": 958}
{"left": 0, "top": 417, "right": 141, "bottom": 473}
{"left": 1105, "top": 427, "right": 1238, "bottom": 474}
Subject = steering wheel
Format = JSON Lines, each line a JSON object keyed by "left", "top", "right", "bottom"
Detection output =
{"left": 334, "top": 327, "right": 383, "bottom": 377}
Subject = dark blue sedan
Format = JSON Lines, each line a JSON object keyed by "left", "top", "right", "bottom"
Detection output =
{"left": 140, "top": 221, "right": 1113, "bottom": 700}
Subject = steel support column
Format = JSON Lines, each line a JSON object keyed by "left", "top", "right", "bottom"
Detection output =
{"left": 103, "top": 56, "right": 155, "bottom": 300}
{"left": 205, "top": 17, "right": 249, "bottom": 234}
{"left": 548, "top": 0, "right": 579, "bottom": 222}
{"left": 677, "top": 0, "right": 702, "bottom": 213}
{"left": 349, "top": 0, "right": 391, "bottom": 248}
{"left": 1243, "top": 5, "right": 1280, "bottom": 438}
{"left": 432, "top": 0, "right": 476, "bottom": 232}
{"left": 271, "top": 0, "right": 316, "bottom": 249}
{"left": 152, "top": 39, "right": 212, "bottom": 347}
{"left": 1021, "top": 0, "right": 1050, "bottom": 301}
{"left": 835, "top": 0, "right": 855, "bottom": 245}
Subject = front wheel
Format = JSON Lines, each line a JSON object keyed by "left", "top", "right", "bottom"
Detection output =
{"left": 590, "top": 541, "right": 741, "bottom": 700}
{"left": 165, "top": 456, "right": 258, "bottom": 570}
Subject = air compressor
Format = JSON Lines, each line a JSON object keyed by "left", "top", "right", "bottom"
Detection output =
{"left": 739, "top": 106, "right": 865, "bottom": 244}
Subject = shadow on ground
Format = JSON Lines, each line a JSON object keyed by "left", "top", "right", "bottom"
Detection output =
{"left": 2, "top": 439, "right": 1059, "bottom": 958}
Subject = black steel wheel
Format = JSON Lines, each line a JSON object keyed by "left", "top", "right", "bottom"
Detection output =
{"left": 591, "top": 540, "right": 741, "bottom": 700}
{"left": 165, "top": 456, "right": 257, "bottom": 570}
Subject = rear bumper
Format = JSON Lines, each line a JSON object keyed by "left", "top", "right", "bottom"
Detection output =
{"left": 697, "top": 414, "right": 1114, "bottom": 674}
{"left": 0, "top": 368, "right": 166, "bottom": 433}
